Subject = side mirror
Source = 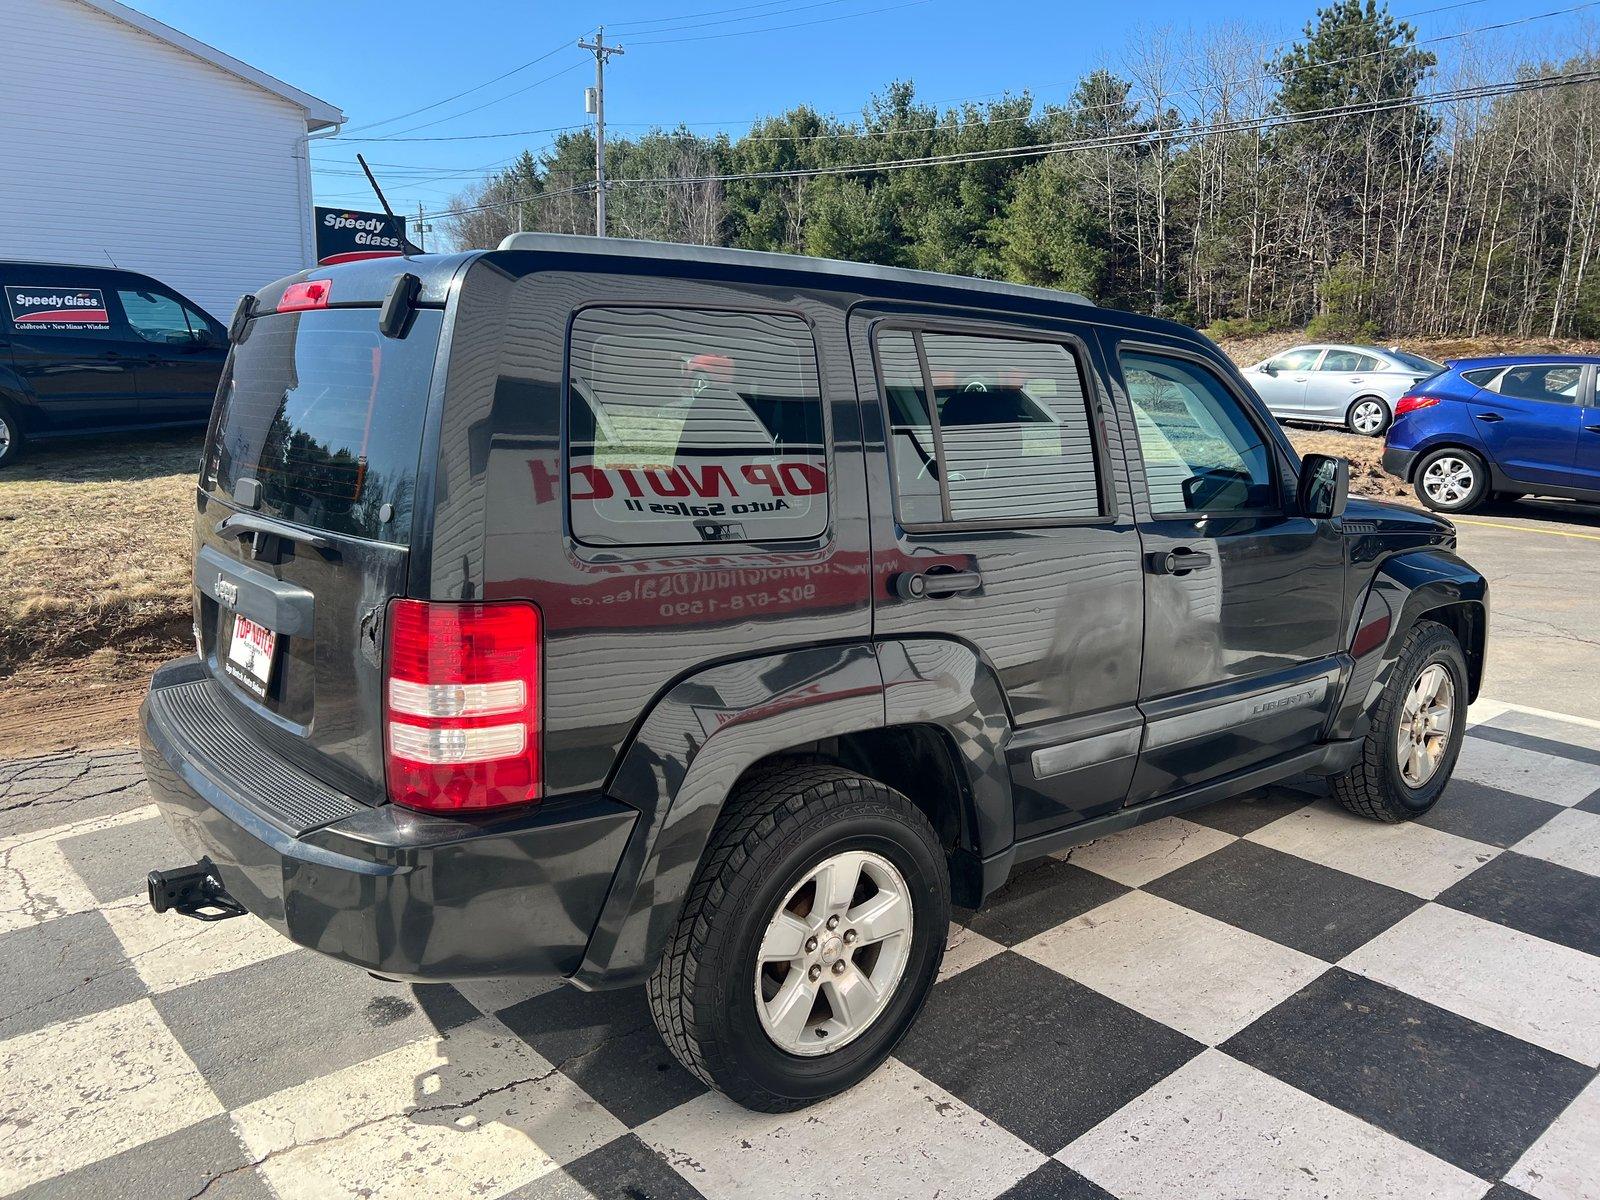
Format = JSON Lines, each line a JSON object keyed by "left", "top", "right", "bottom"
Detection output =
{"left": 1260, "top": 363, "right": 1277, "bottom": 376}
{"left": 1299, "top": 453, "right": 1349, "bottom": 520}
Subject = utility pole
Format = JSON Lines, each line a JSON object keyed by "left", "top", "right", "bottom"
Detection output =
{"left": 414, "top": 202, "right": 430, "bottom": 252}
{"left": 577, "top": 26, "right": 623, "bottom": 236}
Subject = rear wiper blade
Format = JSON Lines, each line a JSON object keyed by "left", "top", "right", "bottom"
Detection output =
{"left": 216, "top": 512, "right": 334, "bottom": 559}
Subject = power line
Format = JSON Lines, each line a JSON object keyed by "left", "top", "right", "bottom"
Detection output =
{"left": 339, "top": 39, "right": 576, "bottom": 134}
{"left": 612, "top": 0, "right": 869, "bottom": 38}
{"left": 607, "top": 0, "right": 800, "bottom": 31}
{"left": 627, "top": 0, "right": 934, "bottom": 45}
{"left": 329, "top": 60, "right": 585, "bottom": 141}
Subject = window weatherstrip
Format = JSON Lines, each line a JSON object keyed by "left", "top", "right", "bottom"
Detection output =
{"left": 911, "top": 330, "right": 955, "bottom": 524}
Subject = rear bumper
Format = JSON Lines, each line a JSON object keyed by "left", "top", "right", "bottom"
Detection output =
{"left": 140, "top": 658, "right": 637, "bottom": 982}
{"left": 1381, "top": 445, "right": 1418, "bottom": 480}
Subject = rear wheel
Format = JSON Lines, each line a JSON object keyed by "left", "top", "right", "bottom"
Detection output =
{"left": 1346, "top": 396, "right": 1391, "bottom": 437}
{"left": 0, "top": 403, "right": 22, "bottom": 469}
{"left": 1331, "top": 620, "right": 1468, "bottom": 821}
{"left": 648, "top": 763, "right": 949, "bottom": 1111}
{"left": 1413, "top": 448, "right": 1487, "bottom": 513}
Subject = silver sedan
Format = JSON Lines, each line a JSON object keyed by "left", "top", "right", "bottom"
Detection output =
{"left": 1241, "top": 344, "right": 1444, "bottom": 436}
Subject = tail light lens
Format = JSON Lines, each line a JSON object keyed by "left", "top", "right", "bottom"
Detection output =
{"left": 383, "top": 599, "right": 542, "bottom": 813}
{"left": 1395, "top": 394, "right": 1441, "bottom": 416}
{"left": 278, "top": 279, "right": 332, "bottom": 312}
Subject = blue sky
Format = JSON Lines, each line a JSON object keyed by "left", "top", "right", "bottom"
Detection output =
{"left": 130, "top": 0, "right": 1591, "bottom": 233}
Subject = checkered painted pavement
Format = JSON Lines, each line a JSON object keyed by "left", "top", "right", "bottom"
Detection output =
{"left": 2, "top": 697, "right": 1598, "bottom": 1200}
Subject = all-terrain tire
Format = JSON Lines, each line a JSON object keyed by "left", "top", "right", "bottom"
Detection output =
{"left": 647, "top": 762, "right": 949, "bottom": 1111}
{"left": 0, "top": 401, "right": 23, "bottom": 469}
{"left": 1331, "top": 619, "right": 1469, "bottom": 822}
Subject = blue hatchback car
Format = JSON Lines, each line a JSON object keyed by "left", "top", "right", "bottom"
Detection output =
{"left": 1382, "top": 355, "right": 1600, "bottom": 512}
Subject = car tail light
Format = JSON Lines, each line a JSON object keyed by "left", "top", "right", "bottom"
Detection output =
{"left": 383, "top": 599, "right": 542, "bottom": 813}
{"left": 1395, "top": 393, "right": 1441, "bottom": 416}
{"left": 278, "top": 279, "right": 332, "bottom": 312}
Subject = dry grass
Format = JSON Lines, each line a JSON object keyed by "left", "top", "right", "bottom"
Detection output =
{"left": 1216, "top": 330, "right": 1600, "bottom": 369}
{"left": 0, "top": 430, "right": 202, "bottom": 677}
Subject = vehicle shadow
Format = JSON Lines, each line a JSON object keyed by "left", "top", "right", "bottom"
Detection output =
{"left": 1471, "top": 495, "right": 1600, "bottom": 529}
{"left": 4, "top": 428, "right": 205, "bottom": 485}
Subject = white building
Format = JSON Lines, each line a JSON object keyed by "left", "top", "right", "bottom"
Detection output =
{"left": 0, "top": 0, "right": 344, "bottom": 320}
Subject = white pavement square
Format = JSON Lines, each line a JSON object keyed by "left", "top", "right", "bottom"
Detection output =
{"left": 1453, "top": 737, "right": 1600, "bottom": 807}
{"left": 1062, "top": 816, "right": 1237, "bottom": 888}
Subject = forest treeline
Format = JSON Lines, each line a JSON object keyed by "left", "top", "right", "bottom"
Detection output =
{"left": 443, "top": 0, "right": 1600, "bottom": 340}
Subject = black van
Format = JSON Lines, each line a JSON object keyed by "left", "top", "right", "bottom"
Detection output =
{"left": 141, "top": 235, "right": 1487, "bottom": 1111}
{"left": 0, "top": 262, "right": 227, "bottom": 466}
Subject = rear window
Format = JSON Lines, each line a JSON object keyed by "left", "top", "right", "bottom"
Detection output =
{"left": 567, "top": 307, "right": 827, "bottom": 546}
{"left": 205, "top": 308, "right": 442, "bottom": 542}
{"left": 1388, "top": 350, "right": 1445, "bottom": 374}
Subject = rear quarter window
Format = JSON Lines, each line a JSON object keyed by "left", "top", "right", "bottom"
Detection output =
{"left": 566, "top": 307, "right": 827, "bottom": 546}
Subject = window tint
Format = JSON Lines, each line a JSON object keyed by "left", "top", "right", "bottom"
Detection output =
{"left": 1122, "top": 351, "right": 1277, "bottom": 514}
{"left": 1493, "top": 364, "right": 1581, "bottom": 404}
{"left": 1267, "top": 348, "right": 1320, "bottom": 372}
{"left": 118, "top": 288, "right": 205, "bottom": 344}
{"left": 1388, "top": 350, "right": 1444, "bottom": 373}
{"left": 567, "top": 308, "right": 826, "bottom": 546}
{"left": 877, "top": 329, "right": 1102, "bottom": 524}
{"left": 1461, "top": 367, "right": 1501, "bottom": 388}
{"left": 1319, "top": 350, "right": 1377, "bottom": 373}
{"left": 207, "top": 308, "right": 441, "bottom": 542}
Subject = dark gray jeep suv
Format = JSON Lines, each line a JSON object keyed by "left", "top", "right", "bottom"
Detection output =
{"left": 141, "top": 235, "right": 1487, "bottom": 1111}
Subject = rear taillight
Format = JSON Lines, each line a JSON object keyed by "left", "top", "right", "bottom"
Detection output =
{"left": 278, "top": 279, "right": 332, "bottom": 312}
{"left": 1395, "top": 394, "right": 1441, "bottom": 416}
{"left": 383, "top": 599, "right": 542, "bottom": 813}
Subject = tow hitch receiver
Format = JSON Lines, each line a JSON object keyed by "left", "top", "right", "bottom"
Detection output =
{"left": 147, "top": 863, "right": 246, "bottom": 922}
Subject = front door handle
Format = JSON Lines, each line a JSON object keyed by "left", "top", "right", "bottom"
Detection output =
{"left": 892, "top": 569, "right": 983, "bottom": 599}
{"left": 1585, "top": 423, "right": 1600, "bottom": 433}
{"left": 1147, "top": 547, "right": 1213, "bottom": 576}
{"left": 1477, "top": 412, "right": 1504, "bottom": 422}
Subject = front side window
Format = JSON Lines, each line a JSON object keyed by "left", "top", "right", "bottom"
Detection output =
{"left": 1122, "top": 350, "right": 1277, "bottom": 515}
{"left": 1266, "top": 348, "right": 1321, "bottom": 372}
{"left": 877, "top": 328, "right": 1102, "bottom": 524}
{"left": 567, "top": 308, "right": 826, "bottom": 546}
{"left": 117, "top": 288, "right": 204, "bottom": 344}
{"left": 1492, "top": 364, "right": 1581, "bottom": 404}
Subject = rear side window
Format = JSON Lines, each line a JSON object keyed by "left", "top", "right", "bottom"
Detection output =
{"left": 1493, "top": 364, "right": 1581, "bottom": 404}
{"left": 876, "top": 328, "right": 1102, "bottom": 524}
{"left": 206, "top": 308, "right": 443, "bottom": 542}
{"left": 1320, "top": 350, "right": 1379, "bottom": 373}
{"left": 1461, "top": 368, "right": 1500, "bottom": 388}
{"left": 567, "top": 307, "right": 827, "bottom": 546}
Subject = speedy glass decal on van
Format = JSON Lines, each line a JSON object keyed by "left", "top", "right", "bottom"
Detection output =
{"left": 4, "top": 285, "right": 111, "bottom": 332}
{"left": 567, "top": 308, "right": 827, "bottom": 546}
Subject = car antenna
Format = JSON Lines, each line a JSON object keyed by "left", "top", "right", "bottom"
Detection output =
{"left": 355, "top": 153, "right": 411, "bottom": 258}
{"left": 102, "top": 249, "right": 119, "bottom": 268}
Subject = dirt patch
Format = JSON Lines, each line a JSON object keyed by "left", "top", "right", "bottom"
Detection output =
{"left": 1279, "top": 425, "right": 1413, "bottom": 503}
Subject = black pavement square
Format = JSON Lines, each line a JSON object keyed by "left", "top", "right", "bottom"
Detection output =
{"left": 1418, "top": 779, "right": 1567, "bottom": 848}
{"left": 1222, "top": 968, "right": 1593, "bottom": 1179}
{"left": 1579, "top": 788, "right": 1600, "bottom": 814}
{"left": 896, "top": 950, "right": 1202, "bottom": 1154}
{"left": 0, "top": 910, "right": 146, "bottom": 1040}
{"left": 153, "top": 948, "right": 476, "bottom": 1109}
{"left": 496, "top": 984, "right": 705, "bottom": 1127}
{"left": 1491, "top": 709, "right": 1600, "bottom": 756}
{"left": 55, "top": 814, "right": 186, "bottom": 905}
{"left": 509, "top": 1133, "right": 709, "bottom": 1200}
{"left": 12, "top": 1112, "right": 271, "bottom": 1200}
{"left": 1435, "top": 850, "right": 1600, "bottom": 958}
{"left": 963, "top": 857, "right": 1128, "bottom": 947}
{"left": 996, "top": 1159, "right": 1117, "bottom": 1200}
{"left": 1145, "top": 838, "right": 1423, "bottom": 960}
{"left": 1181, "top": 784, "right": 1318, "bottom": 837}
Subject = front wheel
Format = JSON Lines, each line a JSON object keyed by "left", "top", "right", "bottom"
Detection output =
{"left": 1331, "top": 620, "right": 1469, "bottom": 821}
{"left": 1413, "top": 448, "right": 1487, "bottom": 513}
{"left": 1346, "top": 396, "right": 1391, "bottom": 437}
{"left": 648, "top": 763, "right": 950, "bottom": 1111}
{"left": 0, "top": 403, "right": 22, "bottom": 469}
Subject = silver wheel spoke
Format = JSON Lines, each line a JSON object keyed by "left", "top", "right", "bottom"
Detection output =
{"left": 1396, "top": 663, "right": 1456, "bottom": 787}
{"left": 814, "top": 853, "right": 863, "bottom": 914}
{"left": 822, "top": 968, "right": 877, "bottom": 1028}
{"left": 759, "top": 911, "right": 813, "bottom": 963}
{"left": 847, "top": 891, "right": 907, "bottom": 945}
{"left": 765, "top": 971, "right": 818, "bottom": 1045}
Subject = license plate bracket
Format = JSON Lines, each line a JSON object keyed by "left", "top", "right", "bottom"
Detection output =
{"left": 224, "top": 613, "right": 277, "bottom": 699}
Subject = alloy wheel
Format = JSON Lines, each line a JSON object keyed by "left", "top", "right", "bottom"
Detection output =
{"left": 1395, "top": 663, "right": 1455, "bottom": 788}
{"left": 754, "top": 849, "right": 913, "bottom": 1056}
{"left": 1351, "top": 400, "right": 1387, "bottom": 435}
{"left": 1421, "top": 456, "right": 1474, "bottom": 506}
{"left": 0, "top": 415, "right": 11, "bottom": 459}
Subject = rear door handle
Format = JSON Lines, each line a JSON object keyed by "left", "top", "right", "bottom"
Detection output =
{"left": 893, "top": 570, "right": 983, "bottom": 599}
{"left": 1477, "top": 412, "right": 1504, "bottom": 422}
{"left": 1147, "top": 547, "right": 1212, "bottom": 575}
{"left": 1586, "top": 423, "right": 1600, "bottom": 433}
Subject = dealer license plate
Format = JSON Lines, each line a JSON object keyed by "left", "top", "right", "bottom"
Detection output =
{"left": 225, "top": 613, "right": 277, "bottom": 698}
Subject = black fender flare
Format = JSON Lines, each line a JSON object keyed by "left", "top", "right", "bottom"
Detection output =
{"left": 571, "top": 637, "right": 1013, "bottom": 988}
{"left": 1331, "top": 548, "right": 1489, "bottom": 740}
